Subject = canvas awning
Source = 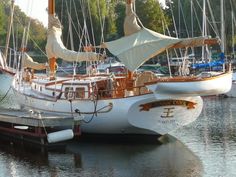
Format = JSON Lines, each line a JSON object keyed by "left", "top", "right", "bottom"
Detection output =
{"left": 104, "top": 28, "right": 219, "bottom": 71}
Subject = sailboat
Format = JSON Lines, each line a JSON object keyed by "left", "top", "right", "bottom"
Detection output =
{"left": 11, "top": 0, "right": 231, "bottom": 136}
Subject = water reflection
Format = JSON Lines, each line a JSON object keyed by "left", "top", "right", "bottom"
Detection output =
{"left": 0, "top": 135, "right": 203, "bottom": 177}
{"left": 172, "top": 97, "right": 236, "bottom": 177}
{"left": 199, "top": 97, "right": 236, "bottom": 177}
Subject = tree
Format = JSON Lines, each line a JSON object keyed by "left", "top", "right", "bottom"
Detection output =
{"left": 55, "top": 0, "right": 171, "bottom": 51}
{"left": 135, "top": 0, "right": 171, "bottom": 33}
{"left": 0, "top": 1, "right": 7, "bottom": 45}
{"left": 168, "top": 0, "right": 236, "bottom": 54}
{"left": 0, "top": 0, "right": 47, "bottom": 62}
{"left": 55, "top": 0, "right": 115, "bottom": 50}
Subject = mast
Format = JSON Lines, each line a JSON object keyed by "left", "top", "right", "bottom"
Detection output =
{"left": 178, "top": 0, "right": 181, "bottom": 38}
{"left": 4, "top": 0, "right": 15, "bottom": 68}
{"left": 190, "top": 0, "right": 195, "bottom": 55}
{"left": 201, "top": 0, "right": 206, "bottom": 61}
{"left": 48, "top": 0, "right": 55, "bottom": 15}
{"left": 221, "top": 0, "right": 225, "bottom": 53}
{"left": 232, "top": 10, "right": 235, "bottom": 56}
{"left": 48, "top": 0, "right": 56, "bottom": 80}
{"left": 191, "top": 0, "right": 194, "bottom": 38}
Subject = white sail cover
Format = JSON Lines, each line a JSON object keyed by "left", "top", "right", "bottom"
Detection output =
{"left": 124, "top": 1, "right": 141, "bottom": 36}
{"left": 104, "top": 28, "right": 211, "bottom": 71}
{"left": 46, "top": 15, "right": 102, "bottom": 62}
{"left": 0, "top": 51, "right": 6, "bottom": 69}
{"left": 22, "top": 53, "right": 46, "bottom": 70}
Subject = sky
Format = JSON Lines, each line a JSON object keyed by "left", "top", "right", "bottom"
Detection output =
{"left": 15, "top": 0, "right": 166, "bottom": 27}
{"left": 15, "top": 0, "right": 48, "bottom": 27}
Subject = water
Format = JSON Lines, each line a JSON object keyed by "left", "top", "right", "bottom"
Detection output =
{"left": 172, "top": 96, "right": 236, "bottom": 177}
{"left": 0, "top": 96, "right": 236, "bottom": 177}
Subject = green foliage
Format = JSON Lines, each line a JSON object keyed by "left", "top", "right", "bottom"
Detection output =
{"left": 114, "top": 2, "right": 126, "bottom": 37}
{"left": 136, "top": 0, "right": 171, "bottom": 33}
{"left": 0, "top": 0, "right": 46, "bottom": 61}
{"left": 55, "top": 0, "right": 170, "bottom": 50}
{"left": 0, "top": 1, "right": 7, "bottom": 45}
{"left": 168, "top": 0, "right": 236, "bottom": 53}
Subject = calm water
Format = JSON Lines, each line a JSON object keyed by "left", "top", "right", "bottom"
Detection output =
{"left": 0, "top": 96, "right": 236, "bottom": 177}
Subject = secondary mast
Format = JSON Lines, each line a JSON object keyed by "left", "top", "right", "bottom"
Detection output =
{"left": 48, "top": 0, "right": 56, "bottom": 80}
{"left": 4, "top": 0, "right": 15, "bottom": 68}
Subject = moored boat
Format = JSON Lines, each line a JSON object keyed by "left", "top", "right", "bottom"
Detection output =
{"left": 10, "top": 0, "right": 231, "bottom": 137}
{"left": 146, "top": 71, "right": 232, "bottom": 97}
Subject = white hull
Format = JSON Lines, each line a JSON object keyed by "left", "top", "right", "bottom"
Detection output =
{"left": 0, "top": 69, "right": 18, "bottom": 109}
{"left": 226, "top": 72, "right": 236, "bottom": 97}
{"left": 147, "top": 72, "right": 232, "bottom": 97}
{"left": 226, "top": 82, "right": 236, "bottom": 97}
{"left": 0, "top": 73, "right": 13, "bottom": 95}
{"left": 12, "top": 84, "right": 203, "bottom": 135}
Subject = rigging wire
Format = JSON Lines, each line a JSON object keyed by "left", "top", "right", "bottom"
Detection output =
{"left": 161, "top": 19, "right": 172, "bottom": 77}
{"left": 72, "top": 0, "right": 85, "bottom": 68}
{"left": 195, "top": 0, "right": 220, "bottom": 38}
{"left": 0, "top": 86, "right": 12, "bottom": 103}
{"left": 11, "top": 9, "right": 47, "bottom": 57}
{"left": 191, "top": 1, "right": 202, "bottom": 35}
{"left": 166, "top": 1, "right": 184, "bottom": 63}
{"left": 178, "top": 0, "right": 190, "bottom": 38}
{"left": 87, "top": 0, "right": 96, "bottom": 47}
{"left": 206, "top": 0, "right": 220, "bottom": 38}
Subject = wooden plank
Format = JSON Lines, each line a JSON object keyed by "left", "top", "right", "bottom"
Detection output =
{"left": 0, "top": 108, "right": 81, "bottom": 127}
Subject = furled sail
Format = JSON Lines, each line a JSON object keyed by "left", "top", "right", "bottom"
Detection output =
{"left": 124, "top": 0, "right": 141, "bottom": 36}
{"left": 22, "top": 53, "right": 46, "bottom": 70}
{"left": 46, "top": 15, "right": 102, "bottom": 62}
{"left": 0, "top": 51, "right": 6, "bottom": 69}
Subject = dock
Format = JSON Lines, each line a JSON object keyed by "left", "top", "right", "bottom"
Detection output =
{"left": 0, "top": 108, "right": 81, "bottom": 147}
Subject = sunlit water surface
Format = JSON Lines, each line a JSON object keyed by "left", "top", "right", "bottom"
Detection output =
{"left": 0, "top": 96, "right": 235, "bottom": 177}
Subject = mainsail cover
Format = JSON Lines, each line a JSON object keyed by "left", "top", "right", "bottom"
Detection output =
{"left": 124, "top": 0, "right": 141, "bottom": 36}
{"left": 46, "top": 15, "right": 102, "bottom": 62}
{"left": 104, "top": 28, "right": 211, "bottom": 71}
{"left": 0, "top": 51, "right": 6, "bottom": 69}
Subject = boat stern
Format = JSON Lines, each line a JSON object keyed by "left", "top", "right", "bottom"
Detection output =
{"left": 127, "top": 96, "right": 203, "bottom": 135}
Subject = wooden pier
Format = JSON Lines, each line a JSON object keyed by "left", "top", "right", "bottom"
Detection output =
{"left": 0, "top": 108, "right": 81, "bottom": 147}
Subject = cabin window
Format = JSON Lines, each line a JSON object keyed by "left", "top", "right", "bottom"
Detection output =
{"left": 75, "top": 87, "right": 85, "bottom": 98}
{"left": 64, "top": 87, "right": 74, "bottom": 99}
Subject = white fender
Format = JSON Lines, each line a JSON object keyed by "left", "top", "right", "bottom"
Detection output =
{"left": 47, "top": 129, "right": 74, "bottom": 143}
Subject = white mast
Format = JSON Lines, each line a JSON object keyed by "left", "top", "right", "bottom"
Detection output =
{"left": 4, "top": 0, "right": 15, "bottom": 67}
{"left": 232, "top": 10, "right": 235, "bottom": 56}
{"left": 221, "top": 0, "right": 225, "bottom": 53}
{"left": 191, "top": 0, "right": 194, "bottom": 38}
{"left": 190, "top": 0, "right": 195, "bottom": 56}
{"left": 201, "top": 0, "right": 206, "bottom": 61}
